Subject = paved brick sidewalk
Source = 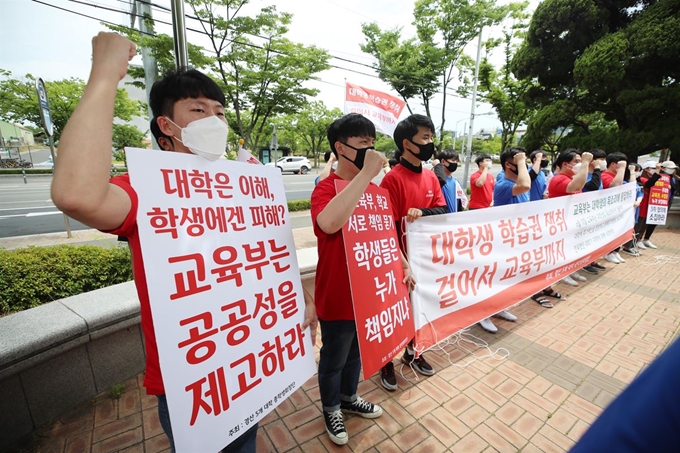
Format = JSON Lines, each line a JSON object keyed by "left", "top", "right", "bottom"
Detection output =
{"left": 13, "top": 229, "right": 680, "bottom": 452}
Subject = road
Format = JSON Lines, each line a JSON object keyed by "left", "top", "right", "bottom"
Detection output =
{"left": 0, "top": 173, "right": 320, "bottom": 238}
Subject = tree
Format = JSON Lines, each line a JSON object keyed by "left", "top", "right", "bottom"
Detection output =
{"left": 112, "top": 124, "right": 147, "bottom": 151}
{"left": 292, "top": 102, "right": 342, "bottom": 165}
{"left": 413, "top": 0, "right": 514, "bottom": 142}
{"left": 476, "top": 6, "right": 534, "bottom": 152}
{"left": 187, "top": 0, "right": 330, "bottom": 149}
{"left": 360, "top": 24, "right": 442, "bottom": 116}
{"left": 513, "top": 0, "right": 680, "bottom": 160}
{"left": 0, "top": 70, "right": 144, "bottom": 141}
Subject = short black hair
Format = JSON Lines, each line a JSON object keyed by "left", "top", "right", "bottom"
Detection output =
{"left": 590, "top": 148, "right": 607, "bottom": 159}
{"left": 324, "top": 150, "right": 332, "bottom": 162}
{"left": 437, "top": 149, "right": 459, "bottom": 161}
{"left": 500, "top": 147, "right": 526, "bottom": 169}
{"left": 475, "top": 154, "right": 492, "bottom": 166}
{"left": 554, "top": 148, "right": 581, "bottom": 170}
{"left": 327, "top": 113, "right": 376, "bottom": 156}
{"left": 606, "top": 151, "right": 627, "bottom": 167}
{"left": 529, "top": 149, "right": 548, "bottom": 161}
{"left": 393, "top": 114, "right": 435, "bottom": 152}
{"left": 393, "top": 149, "right": 402, "bottom": 162}
{"left": 150, "top": 117, "right": 171, "bottom": 148}
{"left": 149, "top": 68, "right": 226, "bottom": 118}
{"left": 388, "top": 158, "right": 398, "bottom": 168}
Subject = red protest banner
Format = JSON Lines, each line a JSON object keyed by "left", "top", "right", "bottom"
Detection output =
{"left": 647, "top": 174, "right": 671, "bottom": 225}
{"left": 336, "top": 181, "right": 416, "bottom": 378}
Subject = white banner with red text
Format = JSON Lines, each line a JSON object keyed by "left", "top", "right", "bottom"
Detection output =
{"left": 344, "top": 82, "right": 405, "bottom": 137}
{"left": 405, "top": 184, "right": 636, "bottom": 351}
{"left": 126, "top": 148, "right": 316, "bottom": 453}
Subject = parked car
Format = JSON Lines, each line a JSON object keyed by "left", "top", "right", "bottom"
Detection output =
{"left": 265, "top": 156, "right": 312, "bottom": 174}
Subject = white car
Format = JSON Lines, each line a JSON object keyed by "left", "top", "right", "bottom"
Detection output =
{"left": 266, "top": 156, "right": 312, "bottom": 174}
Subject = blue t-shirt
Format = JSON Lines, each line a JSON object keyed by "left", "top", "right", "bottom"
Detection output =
{"left": 584, "top": 172, "right": 603, "bottom": 191}
{"left": 441, "top": 176, "right": 458, "bottom": 213}
{"left": 570, "top": 337, "right": 680, "bottom": 453}
{"left": 494, "top": 175, "right": 530, "bottom": 206}
{"left": 529, "top": 165, "right": 547, "bottom": 201}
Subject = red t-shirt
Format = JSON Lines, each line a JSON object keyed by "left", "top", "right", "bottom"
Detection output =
{"left": 469, "top": 170, "right": 494, "bottom": 208}
{"left": 548, "top": 173, "right": 580, "bottom": 198}
{"left": 601, "top": 171, "right": 616, "bottom": 189}
{"left": 104, "top": 174, "right": 165, "bottom": 395}
{"left": 311, "top": 173, "right": 365, "bottom": 321}
{"left": 639, "top": 176, "right": 651, "bottom": 217}
{"left": 379, "top": 164, "right": 446, "bottom": 226}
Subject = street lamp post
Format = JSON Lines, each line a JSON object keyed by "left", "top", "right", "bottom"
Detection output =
{"left": 452, "top": 118, "right": 467, "bottom": 151}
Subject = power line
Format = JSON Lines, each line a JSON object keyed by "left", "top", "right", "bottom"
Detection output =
{"left": 33, "top": 0, "right": 477, "bottom": 103}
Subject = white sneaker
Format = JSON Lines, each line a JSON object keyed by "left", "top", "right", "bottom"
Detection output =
{"left": 493, "top": 310, "right": 517, "bottom": 322}
{"left": 604, "top": 253, "right": 621, "bottom": 264}
{"left": 561, "top": 276, "right": 579, "bottom": 286}
{"left": 571, "top": 271, "right": 587, "bottom": 282}
{"left": 642, "top": 240, "right": 657, "bottom": 249}
{"left": 479, "top": 317, "right": 498, "bottom": 333}
{"left": 614, "top": 252, "right": 626, "bottom": 263}
{"left": 635, "top": 241, "right": 647, "bottom": 250}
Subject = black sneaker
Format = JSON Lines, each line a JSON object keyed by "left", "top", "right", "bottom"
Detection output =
{"left": 323, "top": 409, "right": 348, "bottom": 445}
{"left": 401, "top": 350, "right": 435, "bottom": 376}
{"left": 380, "top": 362, "right": 398, "bottom": 391}
{"left": 340, "top": 396, "right": 383, "bottom": 419}
{"left": 581, "top": 265, "right": 599, "bottom": 275}
{"left": 591, "top": 262, "right": 607, "bottom": 270}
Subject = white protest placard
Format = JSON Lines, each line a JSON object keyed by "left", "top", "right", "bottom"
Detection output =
{"left": 126, "top": 148, "right": 316, "bottom": 453}
{"left": 406, "top": 184, "right": 636, "bottom": 350}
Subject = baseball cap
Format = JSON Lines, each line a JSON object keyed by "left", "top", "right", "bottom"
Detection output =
{"left": 641, "top": 161, "right": 657, "bottom": 170}
{"left": 660, "top": 160, "right": 678, "bottom": 170}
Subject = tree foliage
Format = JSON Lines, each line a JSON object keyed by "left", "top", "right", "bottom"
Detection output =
{"left": 187, "top": 0, "right": 330, "bottom": 149}
{"left": 513, "top": 0, "right": 680, "bottom": 159}
{"left": 476, "top": 5, "right": 534, "bottom": 152}
{"left": 0, "top": 70, "right": 143, "bottom": 141}
{"left": 112, "top": 124, "right": 147, "bottom": 152}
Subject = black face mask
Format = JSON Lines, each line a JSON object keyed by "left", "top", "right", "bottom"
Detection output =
{"left": 407, "top": 139, "right": 435, "bottom": 162}
{"left": 540, "top": 160, "right": 549, "bottom": 168}
{"left": 445, "top": 162, "right": 458, "bottom": 173}
{"left": 340, "top": 142, "right": 373, "bottom": 170}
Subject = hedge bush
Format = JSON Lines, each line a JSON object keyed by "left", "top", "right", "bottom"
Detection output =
{"left": 0, "top": 245, "right": 133, "bottom": 316}
{"left": 288, "top": 199, "right": 311, "bottom": 212}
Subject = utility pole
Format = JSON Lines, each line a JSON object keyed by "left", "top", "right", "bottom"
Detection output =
{"left": 134, "top": 0, "right": 159, "bottom": 149}
{"left": 462, "top": 26, "right": 484, "bottom": 191}
{"left": 170, "top": 0, "right": 189, "bottom": 69}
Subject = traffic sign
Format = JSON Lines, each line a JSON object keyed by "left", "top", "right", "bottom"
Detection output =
{"left": 35, "top": 78, "right": 54, "bottom": 137}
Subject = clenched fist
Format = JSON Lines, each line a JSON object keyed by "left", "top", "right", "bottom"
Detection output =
{"left": 91, "top": 32, "right": 136, "bottom": 82}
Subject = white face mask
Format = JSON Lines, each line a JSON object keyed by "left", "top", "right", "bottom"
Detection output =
{"left": 570, "top": 163, "right": 582, "bottom": 173}
{"left": 166, "top": 116, "right": 228, "bottom": 161}
{"left": 599, "top": 160, "right": 607, "bottom": 170}
{"left": 662, "top": 168, "right": 676, "bottom": 174}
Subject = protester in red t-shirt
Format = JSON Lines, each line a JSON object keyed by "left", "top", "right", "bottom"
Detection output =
{"left": 547, "top": 150, "right": 595, "bottom": 289}
{"left": 469, "top": 154, "right": 495, "bottom": 209}
{"left": 547, "top": 149, "right": 593, "bottom": 198}
{"left": 311, "top": 113, "right": 415, "bottom": 445}
{"left": 379, "top": 114, "right": 447, "bottom": 391}
{"left": 601, "top": 152, "right": 628, "bottom": 189}
{"left": 51, "top": 32, "right": 310, "bottom": 453}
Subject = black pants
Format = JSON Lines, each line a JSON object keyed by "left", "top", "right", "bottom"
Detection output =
{"left": 634, "top": 216, "right": 657, "bottom": 241}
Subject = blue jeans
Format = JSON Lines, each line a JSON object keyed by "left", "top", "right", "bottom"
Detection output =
{"left": 317, "top": 319, "right": 362, "bottom": 412}
{"left": 157, "top": 394, "right": 258, "bottom": 453}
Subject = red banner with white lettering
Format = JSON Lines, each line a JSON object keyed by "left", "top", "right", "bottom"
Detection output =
{"left": 344, "top": 82, "right": 405, "bottom": 137}
{"left": 337, "top": 181, "right": 416, "bottom": 378}
{"left": 406, "top": 185, "right": 636, "bottom": 351}
{"left": 647, "top": 174, "right": 671, "bottom": 225}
